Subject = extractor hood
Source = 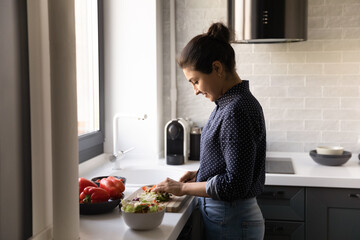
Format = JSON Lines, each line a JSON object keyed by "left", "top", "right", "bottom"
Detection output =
{"left": 228, "top": 0, "right": 308, "bottom": 43}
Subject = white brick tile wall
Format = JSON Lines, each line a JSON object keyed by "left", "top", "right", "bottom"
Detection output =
{"left": 231, "top": 44, "right": 252, "bottom": 53}
{"left": 308, "top": 28, "right": 342, "bottom": 39}
{"left": 266, "top": 109, "right": 286, "bottom": 120}
{"left": 343, "top": 52, "right": 360, "bottom": 62}
{"left": 305, "top": 120, "right": 339, "bottom": 131}
{"left": 237, "top": 64, "right": 253, "bottom": 75}
{"left": 306, "top": 52, "right": 341, "bottom": 63}
{"left": 246, "top": 76, "right": 270, "bottom": 86}
{"left": 271, "top": 53, "right": 306, "bottom": 63}
{"left": 271, "top": 76, "right": 305, "bottom": 87}
{"left": 323, "top": 40, "right": 360, "bottom": 51}
{"left": 270, "top": 120, "right": 304, "bottom": 131}
{"left": 308, "top": 17, "right": 324, "bottom": 28}
{"left": 327, "top": 0, "right": 360, "bottom": 5}
{"left": 287, "top": 131, "right": 321, "bottom": 142}
{"left": 324, "top": 64, "right": 360, "bottom": 75}
{"left": 323, "top": 86, "right": 359, "bottom": 97}
{"left": 252, "top": 86, "right": 287, "bottom": 97}
{"left": 268, "top": 142, "right": 304, "bottom": 152}
{"left": 163, "top": 0, "right": 360, "bottom": 153}
{"left": 341, "top": 75, "right": 360, "bottom": 85}
{"left": 323, "top": 110, "right": 360, "bottom": 120}
{"left": 288, "top": 87, "right": 322, "bottom": 97}
{"left": 236, "top": 53, "right": 270, "bottom": 64}
{"left": 306, "top": 75, "right": 339, "bottom": 86}
{"left": 256, "top": 97, "right": 270, "bottom": 109}
{"left": 341, "top": 98, "right": 360, "bottom": 108}
{"left": 343, "top": 4, "right": 360, "bottom": 16}
{"left": 288, "top": 64, "right": 323, "bottom": 75}
{"left": 253, "top": 44, "right": 287, "bottom": 52}
{"left": 341, "top": 120, "right": 360, "bottom": 131}
{"left": 267, "top": 131, "right": 287, "bottom": 142}
{"left": 288, "top": 41, "right": 323, "bottom": 52}
{"left": 285, "top": 109, "right": 322, "bottom": 120}
{"left": 254, "top": 64, "right": 288, "bottom": 75}
{"left": 322, "top": 132, "right": 359, "bottom": 143}
{"left": 270, "top": 98, "right": 305, "bottom": 108}
{"left": 305, "top": 98, "right": 340, "bottom": 109}
{"left": 324, "top": 17, "right": 347, "bottom": 28}
{"left": 343, "top": 28, "right": 360, "bottom": 39}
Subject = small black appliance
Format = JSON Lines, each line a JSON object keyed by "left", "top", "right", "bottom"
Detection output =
{"left": 189, "top": 126, "right": 201, "bottom": 161}
{"left": 164, "top": 118, "right": 189, "bottom": 165}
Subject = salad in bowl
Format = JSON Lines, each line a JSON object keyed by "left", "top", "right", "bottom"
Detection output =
{"left": 121, "top": 185, "right": 171, "bottom": 213}
{"left": 121, "top": 185, "right": 171, "bottom": 230}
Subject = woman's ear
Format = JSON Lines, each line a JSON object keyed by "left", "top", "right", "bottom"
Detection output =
{"left": 212, "top": 61, "right": 223, "bottom": 75}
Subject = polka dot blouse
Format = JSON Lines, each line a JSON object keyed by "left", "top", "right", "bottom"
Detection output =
{"left": 196, "top": 80, "right": 266, "bottom": 201}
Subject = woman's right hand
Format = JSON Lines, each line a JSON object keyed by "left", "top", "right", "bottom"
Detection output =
{"left": 179, "top": 171, "right": 197, "bottom": 183}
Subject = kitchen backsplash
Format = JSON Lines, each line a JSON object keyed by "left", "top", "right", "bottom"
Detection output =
{"left": 162, "top": 0, "right": 360, "bottom": 153}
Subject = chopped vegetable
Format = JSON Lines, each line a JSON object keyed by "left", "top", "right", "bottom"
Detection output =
{"left": 142, "top": 185, "right": 171, "bottom": 202}
{"left": 80, "top": 186, "right": 110, "bottom": 203}
{"left": 121, "top": 185, "right": 171, "bottom": 213}
{"left": 121, "top": 200, "right": 165, "bottom": 213}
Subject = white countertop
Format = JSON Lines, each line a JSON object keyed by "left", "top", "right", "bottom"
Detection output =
{"left": 265, "top": 151, "right": 360, "bottom": 188}
{"left": 79, "top": 151, "right": 360, "bottom": 240}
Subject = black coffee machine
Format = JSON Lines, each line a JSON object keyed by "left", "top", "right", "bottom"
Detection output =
{"left": 164, "top": 119, "right": 189, "bottom": 165}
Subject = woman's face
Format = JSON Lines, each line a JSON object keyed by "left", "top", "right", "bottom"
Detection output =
{"left": 183, "top": 63, "right": 223, "bottom": 102}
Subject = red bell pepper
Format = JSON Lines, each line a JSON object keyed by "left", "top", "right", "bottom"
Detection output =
{"left": 100, "top": 176, "right": 125, "bottom": 199}
{"left": 79, "top": 177, "right": 97, "bottom": 194}
{"left": 79, "top": 186, "right": 110, "bottom": 203}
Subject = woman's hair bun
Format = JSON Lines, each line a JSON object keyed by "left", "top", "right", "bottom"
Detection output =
{"left": 206, "top": 22, "right": 231, "bottom": 43}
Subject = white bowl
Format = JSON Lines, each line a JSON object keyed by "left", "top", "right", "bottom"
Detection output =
{"left": 316, "top": 146, "right": 344, "bottom": 155}
{"left": 121, "top": 209, "right": 165, "bottom": 230}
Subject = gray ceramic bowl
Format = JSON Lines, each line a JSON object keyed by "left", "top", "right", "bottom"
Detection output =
{"left": 310, "top": 150, "right": 352, "bottom": 166}
{"left": 121, "top": 208, "right": 165, "bottom": 230}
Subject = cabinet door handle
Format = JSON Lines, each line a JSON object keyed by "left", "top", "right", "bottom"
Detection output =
{"left": 259, "top": 191, "right": 285, "bottom": 199}
{"left": 266, "top": 225, "right": 284, "bottom": 233}
{"left": 349, "top": 193, "right": 360, "bottom": 199}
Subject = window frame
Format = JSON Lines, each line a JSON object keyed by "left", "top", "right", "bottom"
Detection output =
{"left": 78, "top": 0, "right": 104, "bottom": 163}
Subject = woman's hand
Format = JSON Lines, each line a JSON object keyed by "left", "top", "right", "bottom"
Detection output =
{"left": 179, "top": 170, "right": 197, "bottom": 183}
{"left": 152, "top": 178, "right": 184, "bottom": 196}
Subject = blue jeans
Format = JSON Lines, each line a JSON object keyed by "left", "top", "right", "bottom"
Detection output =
{"left": 198, "top": 197, "right": 264, "bottom": 240}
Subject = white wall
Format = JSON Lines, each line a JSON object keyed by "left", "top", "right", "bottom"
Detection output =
{"left": 163, "top": 0, "right": 360, "bottom": 153}
{"left": 27, "top": 0, "right": 79, "bottom": 239}
{"left": 0, "top": 0, "right": 32, "bottom": 238}
{"left": 104, "top": 0, "right": 163, "bottom": 159}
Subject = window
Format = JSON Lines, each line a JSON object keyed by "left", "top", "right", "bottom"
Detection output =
{"left": 75, "top": 0, "right": 104, "bottom": 163}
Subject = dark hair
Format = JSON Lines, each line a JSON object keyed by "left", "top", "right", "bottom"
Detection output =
{"left": 177, "top": 22, "right": 235, "bottom": 74}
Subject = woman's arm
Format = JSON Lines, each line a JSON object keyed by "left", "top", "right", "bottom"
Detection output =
{"left": 179, "top": 170, "right": 197, "bottom": 183}
{"left": 152, "top": 177, "right": 209, "bottom": 197}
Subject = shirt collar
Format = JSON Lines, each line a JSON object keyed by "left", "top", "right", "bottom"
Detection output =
{"left": 215, "top": 80, "right": 249, "bottom": 107}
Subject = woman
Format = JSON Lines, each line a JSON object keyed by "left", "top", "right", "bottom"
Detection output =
{"left": 153, "top": 22, "right": 266, "bottom": 240}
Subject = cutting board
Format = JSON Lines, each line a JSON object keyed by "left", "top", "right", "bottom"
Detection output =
{"left": 125, "top": 186, "right": 191, "bottom": 213}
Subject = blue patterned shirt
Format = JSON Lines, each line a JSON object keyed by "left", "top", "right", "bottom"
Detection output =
{"left": 196, "top": 80, "right": 266, "bottom": 201}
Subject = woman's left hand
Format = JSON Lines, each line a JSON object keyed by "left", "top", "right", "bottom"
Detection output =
{"left": 152, "top": 177, "right": 184, "bottom": 196}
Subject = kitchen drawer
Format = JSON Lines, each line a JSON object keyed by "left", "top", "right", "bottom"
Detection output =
{"left": 264, "top": 221, "right": 304, "bottom": 240}
{"left": 306, "top": 187, "right": 360, "bottom": 240}
{"left": 257, "top": 186, "right": 305, "bottom": 221}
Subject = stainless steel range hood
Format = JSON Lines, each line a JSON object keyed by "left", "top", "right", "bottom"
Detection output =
{"left": 228, "top": 0, "right": 308, "bottom": 43}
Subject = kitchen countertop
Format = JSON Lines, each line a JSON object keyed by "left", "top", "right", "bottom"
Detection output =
{"left": 79, "top": 151, "right": 360, "bottom": 239}
{"left": 265, "top": 151, "right": 360, "bottom": 188}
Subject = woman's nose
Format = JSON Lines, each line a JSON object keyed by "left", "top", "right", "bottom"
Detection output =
{"left": 193, "top": 85, "right": 200, "bottom": 95}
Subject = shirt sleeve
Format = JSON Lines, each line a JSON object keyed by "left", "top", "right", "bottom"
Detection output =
{"left": 207, "top": 108, "right": 262, "bottom": 201}
{"left": 205, "top": 175, "right": 221, "bottom": 200}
